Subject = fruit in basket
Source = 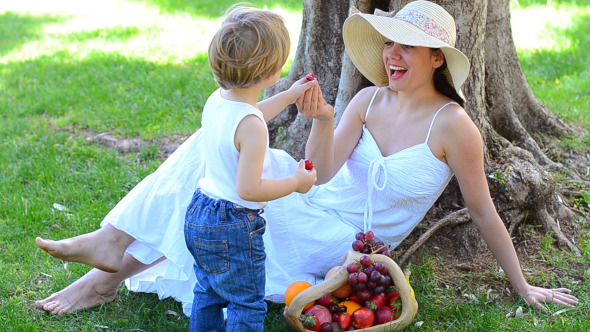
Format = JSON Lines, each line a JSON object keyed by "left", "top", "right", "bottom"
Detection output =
{"left": 351, "top": 306, "right": 375, "bottom": 328}
{"left": 304, "top": 305, "right": 332, "bottom": 326}
{"left": 300, "top": 313, "right": 321, "bottom": 331}
{"left": 338, "top": 300, "right": 362, "bottom": 316}
{"left": 285, "top": 281, "right": 314, "bottom": 311}
{"left": 375, "top": 306, "right": 396, "bottom": 324}
{"left": 325, "top": 266, "right": 352, "bottom": 299}
{"left": 320, "top": 322, "right": 333, "bottom": 332}
{"left": 338, "top": 312, "right": 352, "bottom": 329}
{"left": 283, "top": 234, "right": 418, "bottom": 331}
{"left": 317, "top": 293, "right": 335, "bottom": 307}
{"left": 352, "top": 231, "right": 392, "bottom": 257}
{"left": 365, "top": 292, "right": 387, "bottom": 310}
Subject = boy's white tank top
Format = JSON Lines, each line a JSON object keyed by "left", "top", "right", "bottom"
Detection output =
{"left": 198, "top": 89, "right": 272, "bottom": 209}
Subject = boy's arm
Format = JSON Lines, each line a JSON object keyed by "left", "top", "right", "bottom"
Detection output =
{"left": 257, "top": 77, "right": 316, "bottom": 122}
{"left": 235, "top": 115, "right": 316, "bottom": 202}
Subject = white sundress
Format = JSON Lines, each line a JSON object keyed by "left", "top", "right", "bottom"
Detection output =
{"left": 102, "top": 88, "right": 455, "bottom": 316}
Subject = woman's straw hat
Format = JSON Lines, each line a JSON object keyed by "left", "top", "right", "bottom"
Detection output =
{"left": 343, "top": 0, "right": 470, "bottom": 95}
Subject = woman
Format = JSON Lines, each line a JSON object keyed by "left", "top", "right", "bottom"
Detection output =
{"left": 35, "top": 1, "right": 578, "bottom": 316}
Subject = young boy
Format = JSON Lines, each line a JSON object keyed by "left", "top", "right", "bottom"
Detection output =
{"left": 183, "top": 6, "right": 317, "bottom": 331}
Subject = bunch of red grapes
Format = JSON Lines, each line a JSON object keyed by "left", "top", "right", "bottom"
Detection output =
{"left": 346, "top": 255, "right": 392, "bottom": 302}
{"left": 351, "top": 231, "right": 392, "bottom": 258}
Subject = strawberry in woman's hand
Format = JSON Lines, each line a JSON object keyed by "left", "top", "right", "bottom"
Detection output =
{"left": 305, "top": 159, "right": 314, "bottom": 171}
{"left": 306, "top": 73, "right": 315, "bottom": 81}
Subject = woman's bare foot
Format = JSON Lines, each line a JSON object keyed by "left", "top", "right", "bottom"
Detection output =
{"left": 35, "top": 224, "right": 135, "bottom": 273}
{"left": 35, "top": 268, "right": 119, "bottom": 315}
{"left": 35, "top": 254, "right": 163, "bottom": 315}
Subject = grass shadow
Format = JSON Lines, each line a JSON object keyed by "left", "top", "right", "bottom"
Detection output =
{"left": 130, "top": 0, "right": 303, "bottom": 18}
{"left": 0, "top": 12, "right": 63, "bottom": 56}
{"left": 1, "top": 50, "right": 214, "bottom": 139}
{"left": 62, "top": 26, "right": 142, "bottom": 43}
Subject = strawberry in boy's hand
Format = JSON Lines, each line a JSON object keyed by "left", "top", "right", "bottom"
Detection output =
{"left": 305, "top": 73, "right": 315, "bottom": 81}
{"left": 304, "top": 159, "right": 314, "bottom": 171}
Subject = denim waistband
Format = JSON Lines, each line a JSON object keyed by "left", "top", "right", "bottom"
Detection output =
{"left": 196, "top": 188, "right": 264, "bottom": 214}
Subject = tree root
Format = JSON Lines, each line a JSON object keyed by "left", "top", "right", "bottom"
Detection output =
{"left": 536, "top": 207, "right": 582, "bottom": 256}
{"left": 398, "top": 208, "right": 471, "bottom": 266}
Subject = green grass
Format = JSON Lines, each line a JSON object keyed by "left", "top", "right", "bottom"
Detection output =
{"left": 1, "top": 0, "right": 589, "bottom": 331}
{"left": 512, "top": 1, "right": 590, "bottom": 131}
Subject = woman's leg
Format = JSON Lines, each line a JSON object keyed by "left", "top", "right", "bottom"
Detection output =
{"left": 35, "top": 254, "right": 165, "bottom": 315}
{"left": 35, "top": 224, "right": 134, "bottom": 273}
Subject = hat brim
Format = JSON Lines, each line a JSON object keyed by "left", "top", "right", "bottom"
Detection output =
{"left": 343, "top": 13, "right": 470, "bottom": 94}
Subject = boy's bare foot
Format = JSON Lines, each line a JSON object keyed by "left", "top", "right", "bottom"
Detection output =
{"left": 35, "top": 225, "right": 134, "bottom": 273}
{"left": 35, "top": 269, "right": 119, "bottom": 315}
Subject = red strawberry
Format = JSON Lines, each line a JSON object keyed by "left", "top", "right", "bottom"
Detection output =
{"left": 365, "top": 292, "right": 387, "bottom": 310}
{"left": 389, "top": 296, "right": 402, "bottom": 311}
{"left": 386, "top": 288, "right": 400, "bottom": 300}
{"left": 305, "top": 73, "right": 315, "bottom": 81}
{"left": 304, "top": 159, "right": 314, "bottom": 171}
{"left": 300, "top": 313, "right": 321, "bottom": 331}
{"left": 338, "top": 312, "right": 352, "bottom": 330}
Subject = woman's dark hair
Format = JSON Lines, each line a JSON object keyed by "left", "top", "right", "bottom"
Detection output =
{"left": 432, "top": 51, "right": 465, "bottom": 107}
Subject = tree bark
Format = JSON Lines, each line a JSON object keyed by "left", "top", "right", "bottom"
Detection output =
{"left": 266, "top": 0, "right": 583, "bottom": 258}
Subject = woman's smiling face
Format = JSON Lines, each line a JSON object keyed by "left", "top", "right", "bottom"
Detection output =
{"left": 382, "top": 39, "right": 444, "bottom": 92}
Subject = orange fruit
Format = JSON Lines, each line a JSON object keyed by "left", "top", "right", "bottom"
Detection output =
{"left": 324, "top": 266, "right": 353, "bottom": 299}
{"left": 331, "top": 283, "right": 352, "bottom": 299}
{"left": 339, "top": 300, "right": 362, "bottom": 315}
{"left": 284, "top": 281, "right": 315, "bottom": 311}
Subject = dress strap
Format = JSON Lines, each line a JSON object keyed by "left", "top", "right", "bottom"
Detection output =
{"left": 424, "top": 102, "right": 457, "bottom": 144}
{"left": 364, "top": 87, "right": 381, "bottom": 122}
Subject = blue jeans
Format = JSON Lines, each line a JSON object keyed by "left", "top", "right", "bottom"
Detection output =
{"left": 184, "top": 189, "right": 267, "bottom": 332}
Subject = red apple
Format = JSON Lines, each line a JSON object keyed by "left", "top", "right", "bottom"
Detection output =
{"left": 351, "top": 307, "right": 375, "bottom": 329}
{"left": 375, "top": 306, "right": 396, "bottom": 324}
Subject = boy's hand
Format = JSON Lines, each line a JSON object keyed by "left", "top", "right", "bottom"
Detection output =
{"left": 296, "top": 82, "right": 334, "bottom": 120}
{"left": 287, "top": 75, "right": 317, "bottom": 104}
{"left": 294, "top": 159, "right": 317, "bottom": 193}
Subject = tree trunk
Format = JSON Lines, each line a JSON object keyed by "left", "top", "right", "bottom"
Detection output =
{"left": 266, "top": 0, "right": 583, "bottom": 260}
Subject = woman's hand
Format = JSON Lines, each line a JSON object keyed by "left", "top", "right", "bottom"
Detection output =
{"left": 520, "top": 284, "right": 578, "bottom": 312}
{"left": 295, "top": 80, "right": 334, "bottom": 120}
{"left": 286, "top": 76, "right": 317, "bottom": 103}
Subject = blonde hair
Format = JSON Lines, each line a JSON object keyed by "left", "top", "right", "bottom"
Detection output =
{"left": 208, "top": 6, "right": 290, "bottom": 89}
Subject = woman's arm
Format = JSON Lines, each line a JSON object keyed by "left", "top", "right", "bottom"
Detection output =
{"left": 442, "top": 109, "right": 578, "bottom": 310}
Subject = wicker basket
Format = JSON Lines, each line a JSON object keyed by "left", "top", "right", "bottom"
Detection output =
{"left": 284, "top": 250, "right": 418, "bottom": 331}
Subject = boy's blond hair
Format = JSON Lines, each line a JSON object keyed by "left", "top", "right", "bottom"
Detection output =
{"left": 208, "top": 7, "right": 290, "bottom": 90}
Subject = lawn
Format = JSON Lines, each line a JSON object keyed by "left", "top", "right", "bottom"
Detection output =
{"left": 1, "top": 0, "right": 588, "bottom": 331}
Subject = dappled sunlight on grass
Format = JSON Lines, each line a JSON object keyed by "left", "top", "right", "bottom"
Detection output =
{"left": 511, "top": 4, "right": 590, "bottom": 127}
{"left": 0, "top": 0, "right": 302, "bottom": 64}
{"left": 511, "top": 5, "right": 578, "bottom": 51}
